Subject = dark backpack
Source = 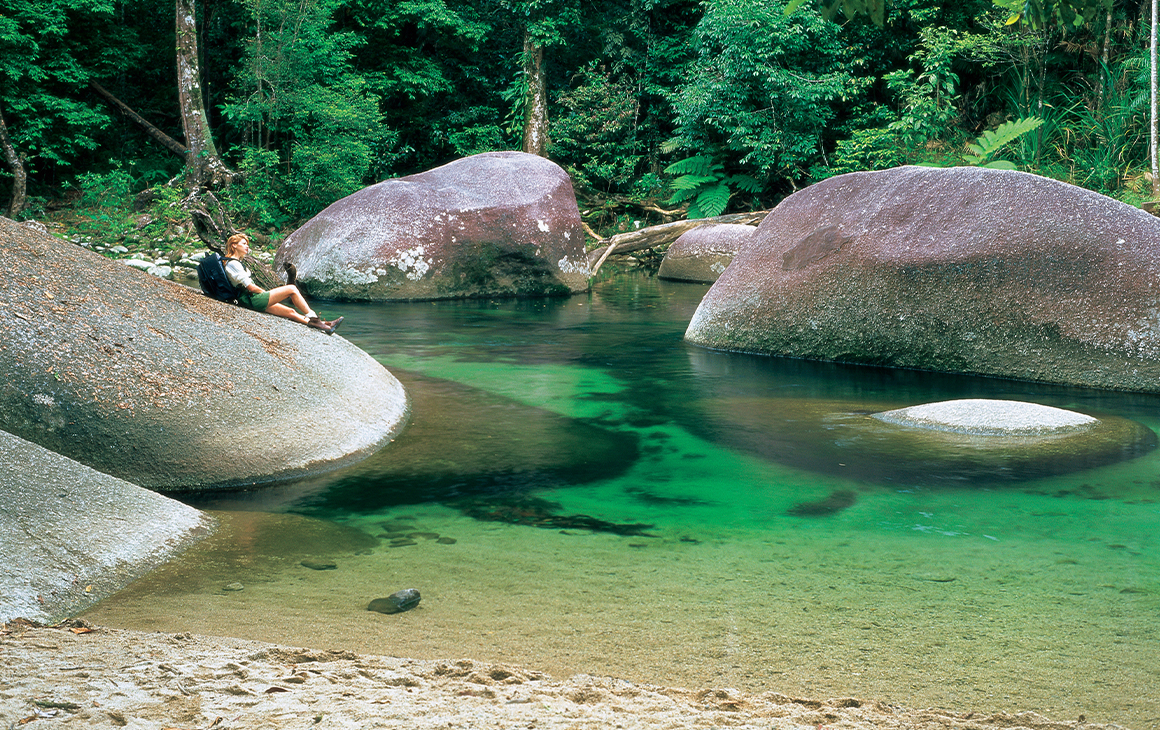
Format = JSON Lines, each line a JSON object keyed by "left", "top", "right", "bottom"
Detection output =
{"left": 197, "top": 253, "right": 243, "bottom": 303}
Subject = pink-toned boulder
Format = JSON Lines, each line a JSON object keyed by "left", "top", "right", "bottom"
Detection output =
{"left": 658, "top": 223, "right": 756, "bottom": 283}
{"left": 686, "top": 166, "right": 1160, "bottom": 393}
{"left": 276, "top": 152, "right": 590, "bottom": 300}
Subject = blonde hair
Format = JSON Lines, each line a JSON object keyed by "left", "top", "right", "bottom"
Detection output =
{"left": 224, "top": 233, "right": 250, "bottom": 259}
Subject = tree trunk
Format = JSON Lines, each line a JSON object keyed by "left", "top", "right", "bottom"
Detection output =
{"left": 1098, "top": 8, "right": 1112, "bottom": 111}
{"left": 0, "top": 107, "right": 27, "bottom": 219}
{"left": 1152, "top": 0, "right": 1159, "bottom": 196}
{"left": 1146, "top": 0, "right": 1155, "bottom": 196}
{"left": 585, "top": 211, "right": 769, "bottom": 268}
{"left": 176, "top": 0, "right": 233, "bottom": 189}
{"left": 521, "top": 32, "right": 549, "bottom": 157}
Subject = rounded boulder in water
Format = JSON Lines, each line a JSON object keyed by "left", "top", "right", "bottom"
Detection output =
{"left": 0, "top": 217, "right": 408, "bottom": 492}
{"left": 276, "top": 152, "right": 591, "bottom": 301}
{"left": 367, "top": 589, "right": 421, "bottom": 615}
{"left": 658, "top": 223, "right": 755, "bottom": 283}
{"left": 686, "top": 166, "right": 1160, "bottom": 393}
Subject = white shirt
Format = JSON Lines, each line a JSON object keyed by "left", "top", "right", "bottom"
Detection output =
{"left": 224, "top": 259, "right": 254, "bottom": 290}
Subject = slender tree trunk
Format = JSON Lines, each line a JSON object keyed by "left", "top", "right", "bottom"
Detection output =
{"left": 0, "top": 107, "right": 27, "bottom": 218}
{"left": 1098, "top": 8, "right": 1112, "bottom": 111}
{"left": 521, "top": 32, "right": 549, "bottom": 157}
{"left": 1152, "top": 0, "right": 1159, "bottom": 196}
{"left": 176, "top": 0, "right": 233, "bottom": 189}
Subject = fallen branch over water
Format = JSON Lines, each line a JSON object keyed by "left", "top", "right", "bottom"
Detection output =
{"left": 586, "top": 210, "right": 768, "bottom": 273}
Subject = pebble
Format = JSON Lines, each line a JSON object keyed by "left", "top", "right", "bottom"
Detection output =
{"left": 367, "top": 588, "right": 421, "bottom": 615}
{"left": 223, "top": 582, "right": 245, "bottom": 592}
{"left": 436, "top": 537, "right": 457, "bottom": 545}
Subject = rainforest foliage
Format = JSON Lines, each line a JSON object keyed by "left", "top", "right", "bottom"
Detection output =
{"left": 0, "top": 0, "right": 1155, "bottom": 239}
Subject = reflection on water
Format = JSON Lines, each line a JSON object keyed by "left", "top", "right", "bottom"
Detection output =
{"left": 89, "top": 272, "right": 1160, "bottom": 728}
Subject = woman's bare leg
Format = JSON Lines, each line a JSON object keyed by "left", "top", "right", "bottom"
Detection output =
{"left": 264, "top": 285, "right": 315, "bottom": 319}
{"left": 266, "top": 302, "right": 310, "bottom": 324}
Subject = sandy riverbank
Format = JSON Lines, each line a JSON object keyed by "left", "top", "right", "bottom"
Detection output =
{"left": 0, "top": 620, "right": 1128, "bottom": 730}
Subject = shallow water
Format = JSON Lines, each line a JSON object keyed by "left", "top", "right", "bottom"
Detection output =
{"left": 86, "top": 272, "right": 1160, "bottom": 728}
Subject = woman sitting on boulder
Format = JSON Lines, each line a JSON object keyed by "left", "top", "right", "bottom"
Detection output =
{"left": 223, "top": 233, "right": 343, "bottom": 334}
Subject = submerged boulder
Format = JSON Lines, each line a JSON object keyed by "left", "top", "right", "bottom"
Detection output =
{"left": 658, "top": 223, "right": 755, "bottom": 283}
{"left": 276, "top": 152, "right": 590, "bottom": 301}
{"left": 0, "top": 429, "right": 214, "bottom": 623}
{"left": 0, "top": 217, "right": 408, "bottom": 491}
{"left": 686, "top": 166, "right": 1160, "bottom": 393}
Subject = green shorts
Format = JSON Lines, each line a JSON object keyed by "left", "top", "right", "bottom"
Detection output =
{"left": 239, "top": 291, "right": 271, "bottom": 311}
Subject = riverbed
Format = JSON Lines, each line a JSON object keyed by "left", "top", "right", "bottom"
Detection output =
{"left": 83, "top": 272, "right": 1160, "bottom": 729}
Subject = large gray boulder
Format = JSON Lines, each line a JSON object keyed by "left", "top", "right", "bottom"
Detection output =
{"left": 658, "top": 223, "right": 755, "bottom": 283}
{"left": 686, "top": 166, "right": 1160, "bottom": 393}
{"left": 0, "top": 217, "right": 408, "bottom": 491}
{"left": 276, "top": 152, "right": 591, "bottom": 301}
{"left": 0, "top": 429, "right": 214, "bottom": 623}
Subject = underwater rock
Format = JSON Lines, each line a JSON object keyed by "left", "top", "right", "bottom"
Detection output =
{"left": 787, "top": 489, "right": 858, "bottom": 516}
{"left": 276, "top": 152, "right": 590, "bottom": 301}
{"left": 453, "top": 495, "right": 655, "bottom": 536}
{"left": 857, "top": 398, "right": 1155, "bottom": 482}
{"left": 686, "top": 166, "right": 1160, "bottom": 393}
{"left": 368, "top": 589, "right": 421, "bottom": 614}
{"left": 680, "top": 384, "right": 1157, "bottom": 487}
{"left": 300, "top": 560, "right": 337, "bottom": 571}
{"left": 300, "top": 370, "right": 638, "bottom": 513}
{"left": 658, "top": 223, "right": 755, "bottom": 283}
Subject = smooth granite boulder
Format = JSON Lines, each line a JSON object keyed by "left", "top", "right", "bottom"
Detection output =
{"left": 872, "top": 399, "right": 1097, "bottom": 436}
{"left": 0, "top": 430, "right": 214, "bottom": 623}
{"left": 686, "top": 166, "right": 1160, "bottom": 393}
{"left": 658, "top": 223, "right": 755, "bottom": 283}
{"left": 0, "top": 217, "right": 408, "bottom": 491}
{"left": 275, "top": 152, "right": 590, "bottom": 301}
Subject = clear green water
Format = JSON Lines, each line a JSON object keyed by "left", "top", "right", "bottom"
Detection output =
{"left": 86, "top": 272, "right": 1160, "bottom": 728}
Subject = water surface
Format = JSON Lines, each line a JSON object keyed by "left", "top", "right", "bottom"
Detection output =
{"left": 85, "top": 273, "right": 1160, "bottom": 729}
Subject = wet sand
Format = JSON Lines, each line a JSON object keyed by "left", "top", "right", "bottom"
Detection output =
{"left": 0, "top": 619, "right": 1132, "bottom": 730}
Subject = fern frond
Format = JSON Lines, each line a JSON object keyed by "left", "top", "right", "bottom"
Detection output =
{"left": 670, "top": 174, "right": 719, "bottom": 191}
{"left": 664, "top": 155, "right": 718, "bottom": 177}
{"left": 695, "top": 182, "right": 731, "bottom": 218}
{"left": 968, "top": 116, "right": 1044, "bottom": 162}
{"left": 728, "top": 174, "right": 762, "bottom": 194}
